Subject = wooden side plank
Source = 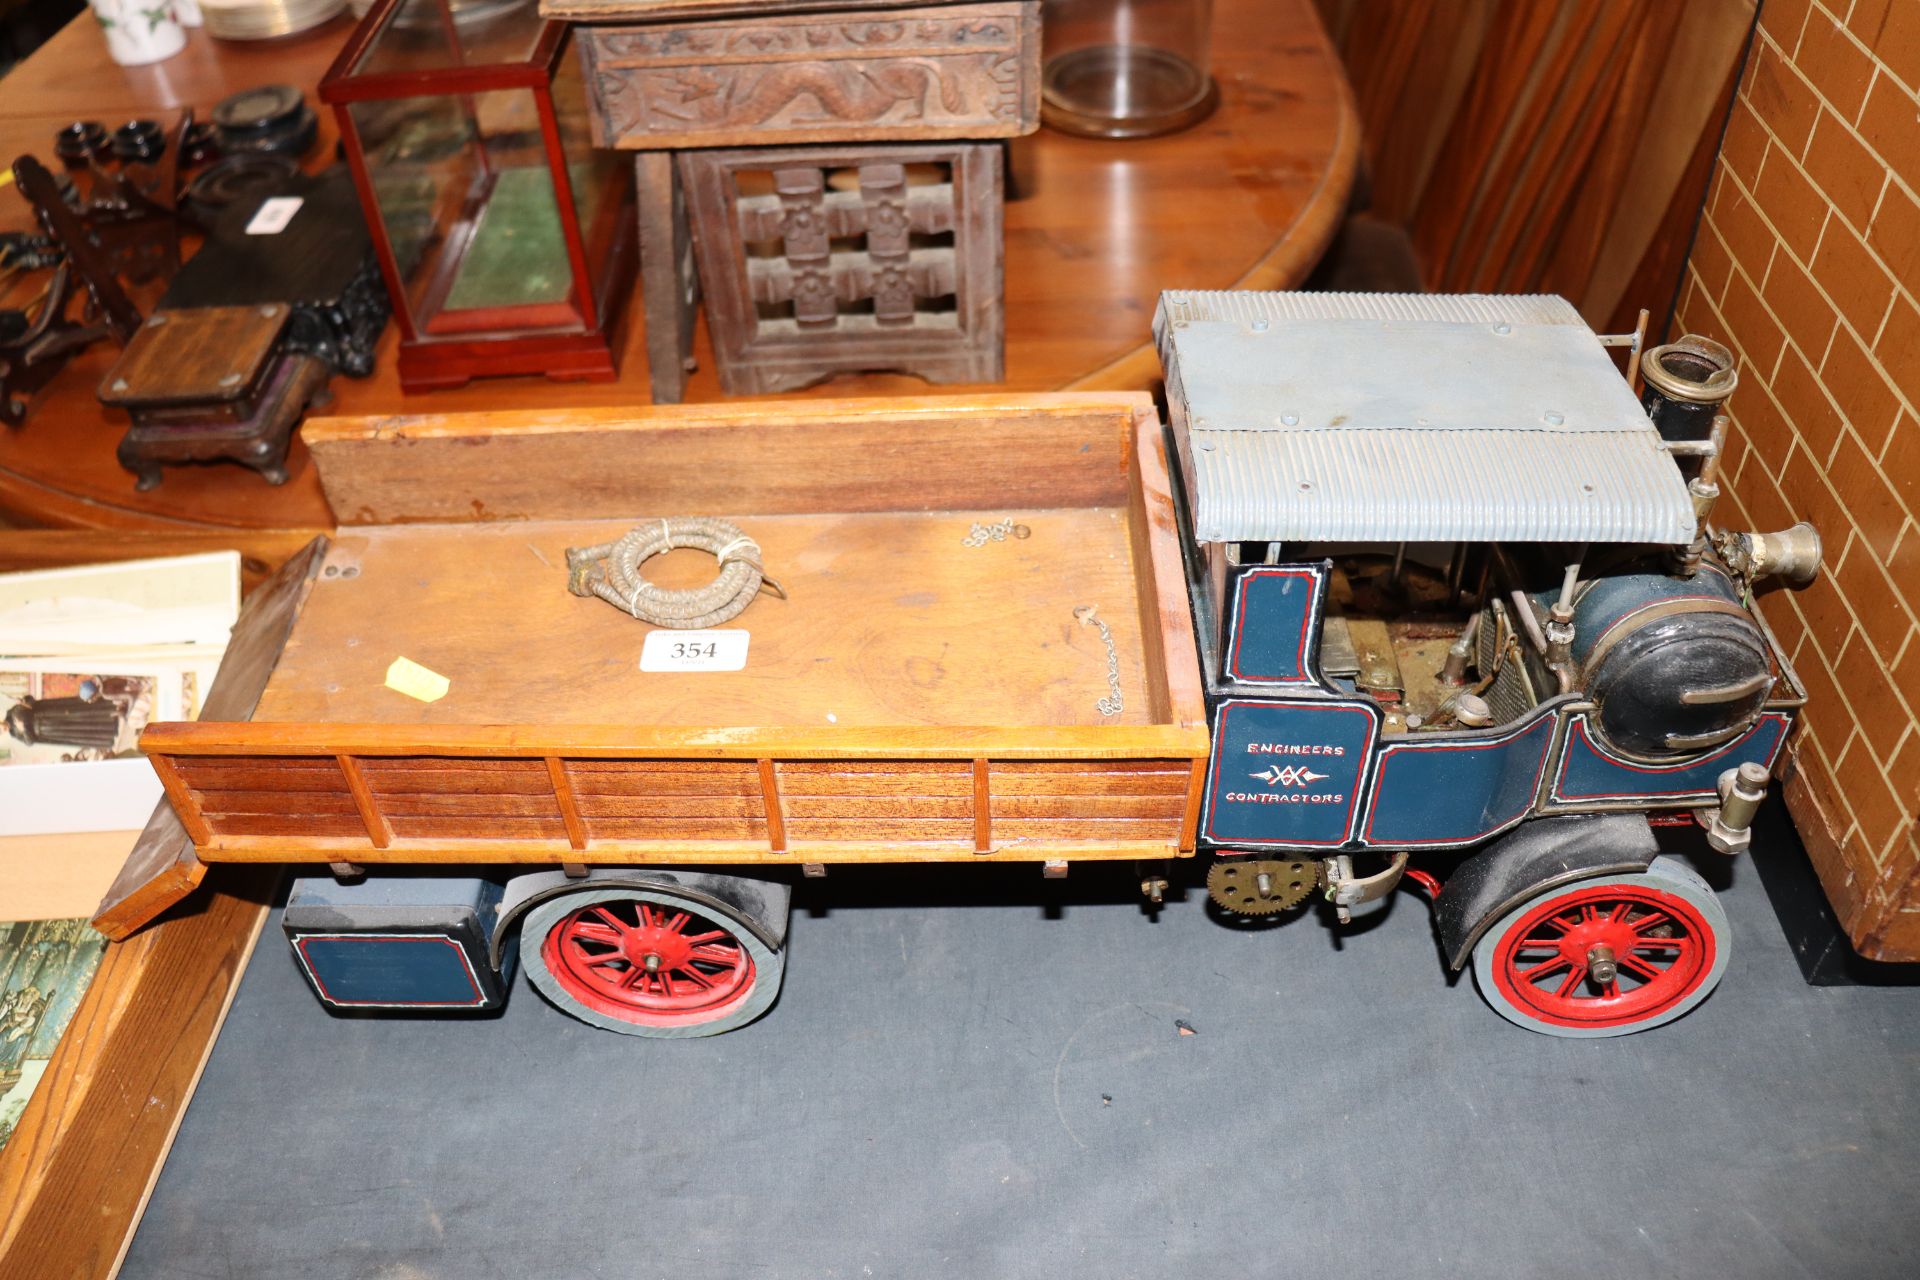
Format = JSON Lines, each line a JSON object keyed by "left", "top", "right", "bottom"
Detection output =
{"left": 91, "top": 537, "right": 329, "bottom": 940}
{"left": 143, "top": 722, "right": 1213, "bottom": 761}
{"left": 2, "top": 535, "right": 326, "bottom": 1275}
{"left": 0, "top": 867, "right": 277, "bottom": 1279}
{"left": 180, "top": 835, "right": 1188, "bottom": 864}
{"left": 1129, "top": 411, "right": 1208, "bottom": 731}
{"left": 303, "top": 394, "right": 1149, "bottom": 525}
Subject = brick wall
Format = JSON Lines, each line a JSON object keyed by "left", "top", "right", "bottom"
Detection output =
{"left": 1675, "top": 0, "right": 1920, "bottom": 957}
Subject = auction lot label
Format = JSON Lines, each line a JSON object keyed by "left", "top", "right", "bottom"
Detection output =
{"left": 641, "top": 629, "right": 750, "bottom": 672}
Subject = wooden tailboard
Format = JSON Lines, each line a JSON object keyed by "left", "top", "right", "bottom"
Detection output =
{"left": 145, "top": 744, "right": 1207, "bottom": 865}
{"left": 91, "top": 537, "right": 330, "bottom": 941}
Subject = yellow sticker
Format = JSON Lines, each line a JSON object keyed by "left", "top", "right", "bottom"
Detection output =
{"left": 384, "top": 656, "right": 450, "bottom": 703}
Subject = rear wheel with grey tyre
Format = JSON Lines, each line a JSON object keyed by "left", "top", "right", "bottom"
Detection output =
{"left": 521, "top": 884, "right": 784, "bottom": 1037}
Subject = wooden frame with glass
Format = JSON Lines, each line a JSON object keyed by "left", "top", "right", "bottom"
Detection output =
{"left": 320, "top": 0, "right": 635, "bottom": 392}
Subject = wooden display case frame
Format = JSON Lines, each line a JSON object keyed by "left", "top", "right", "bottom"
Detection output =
{"left": 320, "top": 0, "right": 637, "bottom": 392}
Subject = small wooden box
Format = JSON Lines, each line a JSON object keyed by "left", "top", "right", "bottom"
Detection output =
{"left": 573, "top": 1, "right": 1042, "bottom": 150}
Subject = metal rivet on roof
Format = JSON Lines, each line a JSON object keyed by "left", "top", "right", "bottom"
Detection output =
{"left": 1251, "top": 317, "right": 1269, "bottom": 332}
{"left": 1298, "top": 481, "right": 1313, "bottom": 493}
{"left": 1544, "top": 411, "right": 1565, "bottom": 425}
{"left": 1494, "top": 323, "right": 1512, "bottom": 335}
{"left": 1279, "top": 413, "right": 1299, "bottom": 426}
{"left": 1581, "top": 483, "right": 1595, "bottom": 494}
{"left": 1198, "top": 439, "right": 1215, "bottom": 451}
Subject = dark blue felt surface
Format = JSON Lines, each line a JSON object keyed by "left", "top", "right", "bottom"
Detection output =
{"left": 123, "top": 851, "right": 1920, "bottom": 1279}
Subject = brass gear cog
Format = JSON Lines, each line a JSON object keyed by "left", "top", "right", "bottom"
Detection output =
{"left": 1207, "top": 857, "right": 1319, "bottom": 915}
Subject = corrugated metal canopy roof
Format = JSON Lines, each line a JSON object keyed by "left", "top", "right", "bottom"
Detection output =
{"left": 1156, "top": 291, "right": 1697, "bottom": 546}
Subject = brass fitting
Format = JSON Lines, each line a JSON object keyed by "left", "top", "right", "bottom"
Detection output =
{"left": 1701, "top": 761, "right": 1771, "bottom": 855}
{"left": 1715, "top": 523, "right": 1822, "bottom": 587}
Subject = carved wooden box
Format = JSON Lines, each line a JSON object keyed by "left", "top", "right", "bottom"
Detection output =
{"left": 575, "top": 1, "right": 1041, "bottom": 149}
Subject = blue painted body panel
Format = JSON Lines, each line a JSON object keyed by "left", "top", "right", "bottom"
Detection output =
{"left": 1203, "top": 698, "right": 1379, "bottom": 848}
{"left": 293, "top": 935, "right": 486, "bottom": 1007}
{"left": 1224, "top": 565, "right": 1324, "bottom": 685}
{"left": 1549, "top": 711, "right": 1790, "bottom": 805}
{"left": 1200, "top": 562, "right": 1799, "bottom": 853}
{"left": 283, "top": 874, "right": 509, "bottom": 1010}
{"left": 1360, "top": 713, "right": 1557, "bottom": 847}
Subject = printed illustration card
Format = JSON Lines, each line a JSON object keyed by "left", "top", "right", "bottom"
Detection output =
{"left": 0, "top": 918, "right": 106, "bottom": 1153}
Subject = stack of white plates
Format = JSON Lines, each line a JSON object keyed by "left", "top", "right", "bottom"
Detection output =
{"left": 200, "top": 0, "right": 348, "bottom": 40}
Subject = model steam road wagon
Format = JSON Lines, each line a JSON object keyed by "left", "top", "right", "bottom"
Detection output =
{"left": 93, "top": 291, "right": 1820, "bottom": 1040}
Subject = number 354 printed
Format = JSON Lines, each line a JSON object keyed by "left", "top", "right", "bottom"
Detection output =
{"left": 639, "top": 629, "right": 750, "bottom": 672}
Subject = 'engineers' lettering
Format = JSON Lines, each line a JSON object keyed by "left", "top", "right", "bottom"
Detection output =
{"left": 1245, "top": 743, "right": 1345, "bottom": 756}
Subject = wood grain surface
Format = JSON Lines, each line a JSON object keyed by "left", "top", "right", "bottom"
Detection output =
{"left": 543, "top": 0, "right": 975, "bottom": 17}
{"left": 633, "top": 152, "right": 700, "bottom": 404}
{"left": 0, "top": 536, "right": 321, "bottom": 1279}
{"left": 578, "top": 3, "right": 1039, "bottom": 149}
{"left": 1314, "top": 0, "right": 1751, "bottom": 334}
{"left": 251, "top": 509, "right": 1156, "bottom": 728}
{"left": 303, "top": 392, "right": 1144, "bottom": 524}
{"left": 0, "top": 864, "right": 277, "bottom": 1280}
{"left": 141, "top": 394, "right": 1208, "bottom": 868}
{"left": 0, "top": 0, "right": 1357, "bottom": 529}
{"left": 92, "top": 538, "right": 328, "bottom": 939}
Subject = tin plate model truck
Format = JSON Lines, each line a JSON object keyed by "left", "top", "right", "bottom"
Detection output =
{"left": 93, "top": 293, "right": 1820, "bottom": 1040}
{"left": 1158, "top": 291, "right": 1817, "bottom": 1037}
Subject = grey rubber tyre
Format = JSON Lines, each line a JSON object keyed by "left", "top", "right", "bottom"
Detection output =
{"left": 521, "top": 885, "right": 785, "bottom": 1038}
{"left": 1471, "top": 854, "right": 1730, "bottom": 1039}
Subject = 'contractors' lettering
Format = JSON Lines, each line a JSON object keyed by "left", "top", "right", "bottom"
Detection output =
{"left": 1222, "top": 791, "right": 1348, "bottom": 805}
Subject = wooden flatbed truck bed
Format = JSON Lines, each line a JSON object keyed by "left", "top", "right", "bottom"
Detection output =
{"left": 103, "top": 393, "right": 1209, "bottom": 937}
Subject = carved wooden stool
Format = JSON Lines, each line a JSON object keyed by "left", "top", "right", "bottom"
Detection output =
{"left": 680, "top": 144, "right": 1002, "bottom": 394}
{"left": 552, "top": 0, "right": 1040, "bottom": 401}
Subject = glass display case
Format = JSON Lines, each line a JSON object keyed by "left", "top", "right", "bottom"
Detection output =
{"left": 320, "top": 0, "right": 634, "bottom": 392}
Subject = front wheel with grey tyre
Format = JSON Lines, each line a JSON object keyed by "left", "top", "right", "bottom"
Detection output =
{"left": 1471, "top": 855, "right": 1730, "bottom": 1038}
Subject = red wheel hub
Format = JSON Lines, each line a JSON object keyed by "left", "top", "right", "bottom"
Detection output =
{"left": 541, "top": 899, "right": 756, "bottom": 1027}
{"left": 1490, "top": 882, "right": 1716, "bottom": 1031}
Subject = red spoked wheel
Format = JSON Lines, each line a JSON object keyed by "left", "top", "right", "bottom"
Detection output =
{"left": 1471, "top": 855, "right": 1729, "bottom": 1038}
{"left": 521, "top": 886, "right": 783, "bottom": 1037}
{"left": 544, "top": 900, "right": 755, "bottom": 1022}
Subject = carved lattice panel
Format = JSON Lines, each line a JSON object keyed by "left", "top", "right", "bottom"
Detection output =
{"left": 680, "top": 142, "right": 1003, "bottom": 394}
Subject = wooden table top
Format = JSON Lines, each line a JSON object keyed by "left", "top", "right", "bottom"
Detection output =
{"left": 0, "top": 0, "right": 1356, "bottom": 530}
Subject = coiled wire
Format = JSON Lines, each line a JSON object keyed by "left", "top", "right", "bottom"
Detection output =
{"left": 565, "top": 518, "right": 780, "bottom": 629}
